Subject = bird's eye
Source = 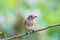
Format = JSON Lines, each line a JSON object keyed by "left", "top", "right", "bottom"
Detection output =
{"left": 30, "top": 16, "right": 33, "bottom": 18}
{"left": 27, "top": 15, "right": 33, "bottom": 19}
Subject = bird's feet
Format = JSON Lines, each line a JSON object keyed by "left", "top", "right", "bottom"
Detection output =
{"left": 32, "top": 30, "right": 35, "bottom": 33}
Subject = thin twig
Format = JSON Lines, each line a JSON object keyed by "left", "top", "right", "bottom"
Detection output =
{"left": 3, "top": 24, "right": 60, "bottom": 40}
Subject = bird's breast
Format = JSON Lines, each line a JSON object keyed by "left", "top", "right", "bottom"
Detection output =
{"left": 25, "top": 25, "right": 34, "bottom": 30}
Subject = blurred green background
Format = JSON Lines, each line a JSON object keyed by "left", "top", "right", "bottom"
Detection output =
{"left": 0, "top": 0, "right": 60, "bottom": 40}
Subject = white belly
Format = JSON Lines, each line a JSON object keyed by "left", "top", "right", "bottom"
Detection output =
{"left": 25, "top": 26, "right": 34, "bottom": 30}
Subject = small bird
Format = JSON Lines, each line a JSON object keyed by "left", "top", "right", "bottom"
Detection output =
{"left": 25, "top": 15, "right": 37, "bottom": 35}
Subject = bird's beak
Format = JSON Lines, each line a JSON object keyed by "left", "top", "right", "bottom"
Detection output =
{"left": 32, "top": 16, "right": 37, "bottom": 20}
{"left": 33, "top": 16, "right": 37, "bottom": 18}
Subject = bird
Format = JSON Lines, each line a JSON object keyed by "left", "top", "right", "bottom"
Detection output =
{"left": 25, "top": 15, "right": 37, "bottom": 35}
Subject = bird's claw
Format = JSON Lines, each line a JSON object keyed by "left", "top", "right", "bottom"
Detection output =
{"left": 32, "top": 30, "right": 35, "bottom": 33}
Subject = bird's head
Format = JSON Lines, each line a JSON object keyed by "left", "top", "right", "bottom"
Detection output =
{"left": 27, "top": 15, "right": 37, "bottom": 22}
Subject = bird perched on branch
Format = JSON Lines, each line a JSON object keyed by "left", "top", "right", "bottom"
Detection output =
{"left": 25, "top": 15, "right": 37, "bottom": 35}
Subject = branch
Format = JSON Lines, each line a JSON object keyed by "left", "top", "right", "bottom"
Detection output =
{"left": 4, "top": 24, "right": 60, "bottom": 40}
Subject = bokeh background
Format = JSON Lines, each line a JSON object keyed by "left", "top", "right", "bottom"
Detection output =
{"left": 0, "top": 0, "right": 60, "bottom": 40}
